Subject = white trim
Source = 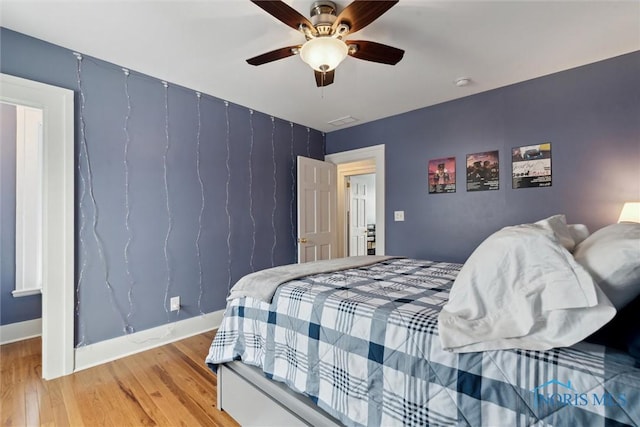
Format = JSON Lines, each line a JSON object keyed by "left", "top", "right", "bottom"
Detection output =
{"left": 11, "top": 288, "right": 42, "bottom": 298}
{"left": 0, "top": 318, "right": 42, "bottom": 345}
{"left": 1, "top": 73, "right": 75, "bottom": 380}
{"left": 325, "top": 144, "right": 385, "bottom": 256}
{"left": 75, "top": 309, "right": 225, "bottom": 373}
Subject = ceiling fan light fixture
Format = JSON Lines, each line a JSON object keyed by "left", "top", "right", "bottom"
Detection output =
{"left": 299, "top": 37, "right": 348, "bottom": 72}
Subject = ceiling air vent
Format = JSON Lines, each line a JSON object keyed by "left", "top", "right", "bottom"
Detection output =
{"left": 328, "top": 115, "right": 358, "bottom": 127}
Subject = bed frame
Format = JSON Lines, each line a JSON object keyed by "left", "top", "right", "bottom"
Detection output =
{"left": 217, "top": 362, "right": 342, "bottom": 427}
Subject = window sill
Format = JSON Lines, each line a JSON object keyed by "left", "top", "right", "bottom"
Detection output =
{"left": 12, "top": 289, "right": 42, "bottom": 298}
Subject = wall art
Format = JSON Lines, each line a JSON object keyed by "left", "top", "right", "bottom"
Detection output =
{"left": 428, "top": 156, "right": 456, "bottom": 193}
{"left": 466, "top": 150, "right": 499, "bottom": 191}
{"left": 512, "top": 143, "right": 552, "bottom": 188}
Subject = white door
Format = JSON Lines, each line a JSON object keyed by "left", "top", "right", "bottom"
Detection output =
{"left": 348, "top": 179, "right": 367, "bottom": 256}
{"left": 297, "top": 156, "right": 337, "bottom": 263}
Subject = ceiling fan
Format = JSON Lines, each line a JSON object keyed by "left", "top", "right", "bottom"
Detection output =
{"left": 247, "top": 0, "right": 404, "bottom": 87}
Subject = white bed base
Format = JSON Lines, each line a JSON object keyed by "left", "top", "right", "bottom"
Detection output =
{"left": 217, "top": 362, "right": 343, "bottom": 426}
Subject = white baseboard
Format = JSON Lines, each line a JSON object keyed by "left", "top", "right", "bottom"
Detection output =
{"left": 74, "top": 309, "right": 224, "bottom": 372}
{"left": 0, "top": 318, "right": 42, "bottom": 345}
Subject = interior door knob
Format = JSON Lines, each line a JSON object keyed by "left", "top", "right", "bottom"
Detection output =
{"left": 298, "top": 237, "right": 308, "bottom": 243}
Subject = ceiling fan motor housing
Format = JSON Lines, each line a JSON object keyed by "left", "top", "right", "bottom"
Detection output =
{"left": 310, "top": 1, "right": 337, "bottom": 35}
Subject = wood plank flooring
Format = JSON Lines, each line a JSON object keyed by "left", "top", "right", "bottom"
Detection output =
{"left": 0, "top": 331, "right": 239, "bottom": 427}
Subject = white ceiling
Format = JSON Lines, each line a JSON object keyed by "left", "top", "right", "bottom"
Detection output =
{"left": 1, "top": 1, "right": 639, "bottom": 132}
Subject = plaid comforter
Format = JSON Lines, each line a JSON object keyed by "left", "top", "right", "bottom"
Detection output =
{"left": 206, "top": 258, "right": 640, "bottom": 426}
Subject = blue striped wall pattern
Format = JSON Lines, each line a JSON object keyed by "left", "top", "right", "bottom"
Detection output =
{"left": 0, "top": 28, "right": 324, "bottom": 345}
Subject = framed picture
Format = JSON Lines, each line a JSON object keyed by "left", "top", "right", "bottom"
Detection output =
{"left": 512, "top": 143, "right": 552, "bottom": 188}
{"left": 428, "top": 157, "right": 456, "bottom": 193}
{"left": 466, "top": 150, "right": 499, "bottom": 191}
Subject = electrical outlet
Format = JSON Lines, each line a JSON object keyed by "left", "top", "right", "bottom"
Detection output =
{"left": 394, "top": 211, "right": 405, "bottom": 221}
{"left": 170, "top": 296, "right": 180, "bottom": 312}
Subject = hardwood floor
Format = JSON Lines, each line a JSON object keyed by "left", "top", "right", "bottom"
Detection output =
{"left": 0, "top": 331, "right": 239, "bottom": 427}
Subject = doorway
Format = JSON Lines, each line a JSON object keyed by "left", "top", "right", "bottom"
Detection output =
{"left": 325, "top": 144, "right": 385, "bottom": 259}
{"left": 0, "top": 73, "right": 75, "bottom": 379}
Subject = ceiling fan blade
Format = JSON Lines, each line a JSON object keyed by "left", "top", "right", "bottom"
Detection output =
{"left": 333, "top": 0, "right": 398, "bottom": 34}
{"left": 347, "top": 40, "right": 404, "bottom": 65}
{"left": 315, "top": 70, "right": 335, "bottom": 87}
{"left": 251, "top": 0, "right": 316, "bottom": 34}
{"left": 247, "top": 46, "right": 300, "bottom": 66}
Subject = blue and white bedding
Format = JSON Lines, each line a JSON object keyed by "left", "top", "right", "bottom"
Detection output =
{"left": 206, "top": 258, "right": 640, "bottom": 427}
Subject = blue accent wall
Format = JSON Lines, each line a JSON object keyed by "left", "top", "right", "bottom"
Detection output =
{"left": 327, "top": 52, "right": 640, "bottom": 263}
{"left": 0, "top": 28, "right": 324, "bottom": 344}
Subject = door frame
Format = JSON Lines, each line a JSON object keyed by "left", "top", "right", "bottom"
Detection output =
{"left": 1, "top": 73, "right": 75, "bottom": 379}
{"left": 325, "top": 144, "right": 385, "bottom": 258}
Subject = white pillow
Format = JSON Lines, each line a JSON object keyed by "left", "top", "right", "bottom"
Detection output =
{"left": 438, "top": 224, "right": 615, "bottom": 353}
{"left": 535, "top": 214, "right": 575, "bottom": 251}
{"left": 568, "top": 224, "right": 590, "bottom": 246}
{"left": 573, "top": 223, "right": 640, "bottom": 309}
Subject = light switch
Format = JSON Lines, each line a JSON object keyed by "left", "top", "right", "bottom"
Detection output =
{"left": 394, "top": 211, "right": 405, "bottom": 221}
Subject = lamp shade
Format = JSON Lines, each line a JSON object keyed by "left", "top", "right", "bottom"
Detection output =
{"left": 299, "top": 37, "right": 348, "bottom": 72}
{"left": 618, "top": 202, "right": 640, "bottom": 223}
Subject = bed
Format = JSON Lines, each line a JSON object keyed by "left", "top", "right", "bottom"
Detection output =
{"left": 206, "top": 221, "right": 640, "bottom": 426}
